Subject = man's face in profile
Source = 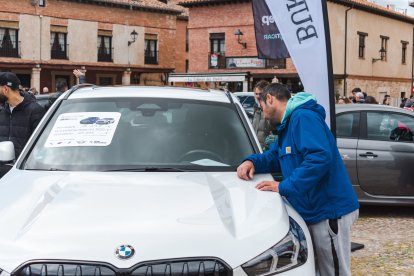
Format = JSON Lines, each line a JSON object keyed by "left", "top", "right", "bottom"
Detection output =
{"left": 259, "top": 94, "right": 285, "bottom": 126}
{"left": 254, "top": 87, "right": 262, "bottom": 105}
{"left": 0, "top": 85, "right": 9, "bottom": 103}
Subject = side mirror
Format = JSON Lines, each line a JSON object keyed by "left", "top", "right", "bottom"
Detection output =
{"left": 0, "top": 141, "right": 15, "bottom": 163}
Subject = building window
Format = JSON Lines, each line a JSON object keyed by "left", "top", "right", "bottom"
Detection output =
{"left": 145, "top": 34, "right": 158, "bottom": 65}
{"left": 39, "top": 0, "right": 46, "bottom": 7}
{"left": 97, "top": 35, "right": 113, "bottom": 62}
{"left": 0, "top": 27, "right": 19, "bottom": 58}
{"left": 210, "top": 33, "right": 225, "bottom": 54}
{"left": 357, "top": 31, "right": 367, "bottom": 58}
{"left": 401, "top": 41, "right": 409, "bottom": 64}
{"left": 209, "top": 33, "right": 225, "bottom": 69}
{"left": 380, "top": 35, "right": 389, "bottom": 61}
{"left": 185, "top": 59, "right": 189, "bottom": 73}
{"left": 50, "top": 32, "right": 68, "bottom": 59}
{"left": 99, "top": 77, "right": 114, "bottom": 86}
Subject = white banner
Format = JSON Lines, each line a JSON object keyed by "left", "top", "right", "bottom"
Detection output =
{"left": 265, "top": 0, "right": 334, "bottom": 127}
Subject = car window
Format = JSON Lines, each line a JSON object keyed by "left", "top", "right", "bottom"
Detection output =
{"left": 336, "top": 112, "right": 360, "bottom": 138}
{"left": 237, "top": 96, "right": 255, "bottom": 108}
{"left": 35, "top": 95, "right": 50, "bottom": 108}
{"left": 367, "top": 111, "right": 414, "bottom": 142}
{"left": 22, "top": 97, "right": 255, "bottom": 171}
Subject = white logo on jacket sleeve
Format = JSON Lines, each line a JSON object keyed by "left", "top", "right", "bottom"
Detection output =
{"left": 285, "top": 146, "right": 291, "bottom": 154}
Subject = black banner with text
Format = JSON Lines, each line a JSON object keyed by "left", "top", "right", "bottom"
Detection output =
{"left": 252, "top": 0, "right": 290, "bottom": 59}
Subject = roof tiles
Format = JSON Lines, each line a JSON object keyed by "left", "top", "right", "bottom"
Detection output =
{"left": 179, "top": 0, "right": 414, "bottom": 20}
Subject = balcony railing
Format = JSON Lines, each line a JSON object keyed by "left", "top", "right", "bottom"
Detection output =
{"left": 51, "top": 43, "right": 69, "bottom": 59}
{"left": 145, "top": 50, "right": 158, "bottom": 64}
{"left": 0, "top": 41, "right": 20, "bottom": 58}
{"left": 97, "top": 47, "right": 113, "bottom": 62}
{"left": 209, "top": 52, "right": 226, "bottom": 69}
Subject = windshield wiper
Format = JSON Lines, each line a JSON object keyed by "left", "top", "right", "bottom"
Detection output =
{"left": 25, "top": 168, "right": 68, "bottom": 171}
{"left": 103, "top": 167, "right": 200, "bottom": 172}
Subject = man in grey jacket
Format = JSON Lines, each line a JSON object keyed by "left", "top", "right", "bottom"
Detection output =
{"left": 252, "top": 80, "right": 273, "bottom": 150}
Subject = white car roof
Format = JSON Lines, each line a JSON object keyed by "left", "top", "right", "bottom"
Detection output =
{"left": 67, "top": 86, "right": 233, "bottom": 103}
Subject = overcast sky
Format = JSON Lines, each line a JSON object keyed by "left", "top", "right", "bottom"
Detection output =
{"left": 369, "top": 0, "right": 414, "bottom": 16}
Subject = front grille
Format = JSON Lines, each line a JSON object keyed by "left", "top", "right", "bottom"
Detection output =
{"left": 13, "top": 259, "right": 232, "bottom": 276}
{"left": 15, "top": 263, "right": 116, "bottom": 276}
{"left": 131, "top": 260, "right": 229, "bottom": 276}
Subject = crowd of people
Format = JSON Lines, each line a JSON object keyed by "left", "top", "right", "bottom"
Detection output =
{"left": 336, "top": 87, "right": 414, "bottom": 111}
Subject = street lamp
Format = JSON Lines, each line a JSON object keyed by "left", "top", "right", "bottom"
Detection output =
{"left": 372, "top": 47, "right": 386, "bottom": 63}
{"left": 128, "top": 30, "right": 138, "bottom": 46}
{"left": 127, "top": 30, "right": 138, "bottom": 66}
{"left": 234, "top": 29, "right": 247, "bottom": 49}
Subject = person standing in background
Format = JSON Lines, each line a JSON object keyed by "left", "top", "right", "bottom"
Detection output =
{"left": 252, "top": 80, "right": 273, "bottom": 150}
{"left": 0, "top": 72, "right": 45, "bottom": 158}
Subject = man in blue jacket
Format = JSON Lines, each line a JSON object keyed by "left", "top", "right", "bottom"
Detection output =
{"left": 237, "top": 83, "right": 359, "bottom": 276}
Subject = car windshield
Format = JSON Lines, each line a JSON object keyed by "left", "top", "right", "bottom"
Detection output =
{"left": 22, "top": 97, "right": 255, "bottom": 171}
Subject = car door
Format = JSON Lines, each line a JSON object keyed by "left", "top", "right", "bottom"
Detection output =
{"left": 336, "top": 111, "right": 360, "bottom": 186}
{"left": 357, "top": 111, "right": 414, "bottom": 196}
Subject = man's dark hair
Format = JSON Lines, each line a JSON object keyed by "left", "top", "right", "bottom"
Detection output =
{"left": 254, "top": 80, "right": 269, "bottom": 92}
{"left": 260, "top": 83, "right": 291, "bottom": 103}
{"left": 352, "top": 87, "right": 361, "bottom": 93}
{"left": 362, "top": 92, "right": 367, "bottom": 99}
{"left": 56, "top": 80, "right": 68, "bottom": 92}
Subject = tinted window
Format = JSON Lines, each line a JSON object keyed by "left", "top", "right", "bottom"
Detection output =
{"left": 336, "top": 112, "right": 360, "bottom": 138}
{"left": 367, "top": 112, "right": 414, "bottom": 142}
{"left": 237, "top": 96, "right": 255, "bottom": 108}
{"left": 35, "top": 95, "right": 50, "bottom": 108}
{"left": 23, "top": 97, "right": 255, "bottom": 171}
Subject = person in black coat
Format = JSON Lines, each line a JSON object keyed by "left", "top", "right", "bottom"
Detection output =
{"left": 0, "top": 72, "right": 45, "bottom": 159}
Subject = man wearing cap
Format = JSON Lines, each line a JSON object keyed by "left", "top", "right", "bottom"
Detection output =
{"left": 355, "top": 92, "right": 365, "bottom": 104}
{"left": 0, "top": 72, "right": 45, "bottom": 159}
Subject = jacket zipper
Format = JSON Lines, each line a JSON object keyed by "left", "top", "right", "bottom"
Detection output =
{"left": 8, "top": 113, "right": 12, "bottom": 141}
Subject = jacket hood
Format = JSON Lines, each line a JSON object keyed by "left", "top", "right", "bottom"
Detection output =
{"left": 278, "top": 92, "right": 325, "bottom": 132}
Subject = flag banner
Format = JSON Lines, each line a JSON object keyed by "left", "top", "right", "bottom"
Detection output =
{"left": 252, "top": 0, "right": 290, "bottom": 59}
{"left": 265, "top": 0, "right": 335, "bottom": 129}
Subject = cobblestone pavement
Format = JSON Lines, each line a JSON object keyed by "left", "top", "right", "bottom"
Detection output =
{"left": 351, "top": 206, "right": 414, "bottom": 275}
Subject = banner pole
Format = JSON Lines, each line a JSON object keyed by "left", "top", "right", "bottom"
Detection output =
{"left": 321, "top": 0, "right": 336, "bottom": 136}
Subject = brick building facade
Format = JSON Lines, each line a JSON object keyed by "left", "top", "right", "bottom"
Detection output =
{"left": 0, "top": 0, "right": 188, "bottom": 92}
{"left": 173, "top": 0, "right": 299, "bottom": 92}
{"left": 175, "top": 0, "right": 414, "bottom": 105}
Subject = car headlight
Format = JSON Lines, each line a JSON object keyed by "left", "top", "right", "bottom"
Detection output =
{"left": 242, "top": 217, "right": 308, "bottom": 275}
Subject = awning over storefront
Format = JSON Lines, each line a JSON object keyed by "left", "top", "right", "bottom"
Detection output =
{"left": 168, "top": 72, "right": 248, "bottom": 82}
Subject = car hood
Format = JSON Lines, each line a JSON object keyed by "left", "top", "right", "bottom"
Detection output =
{"left": 0, "top": 170, "right": 289, "bottom": 272}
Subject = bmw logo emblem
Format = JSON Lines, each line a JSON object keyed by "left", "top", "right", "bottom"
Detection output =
{"left": 115, "top": 245, "right": 135, "bottom": 259}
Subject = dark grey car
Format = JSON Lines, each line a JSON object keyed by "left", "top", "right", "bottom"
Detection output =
{"left": 336, "top": 104, "right": 414, "bottom": 205}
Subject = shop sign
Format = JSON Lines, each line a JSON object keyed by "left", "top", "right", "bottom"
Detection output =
{"left": 226, "top": 57, "right": 265, "bottom": 68}
{"left": 210, "top": 54, "right": 218, "bottom": 67}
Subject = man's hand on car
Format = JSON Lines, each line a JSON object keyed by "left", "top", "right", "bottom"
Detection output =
{"left": 255, "top": 181, "right": 280, "bottom": 192}
{"left": 237, "top": 160, "right": 255, "bottom": 180}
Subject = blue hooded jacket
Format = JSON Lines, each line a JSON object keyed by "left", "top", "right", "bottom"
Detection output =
{"left": 246, "top": 93, "right": 359, "bottom": 225}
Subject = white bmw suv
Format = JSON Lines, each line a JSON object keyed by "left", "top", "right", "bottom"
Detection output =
{"left": 0, "top": 86, "right": 314, "bottom": 276}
